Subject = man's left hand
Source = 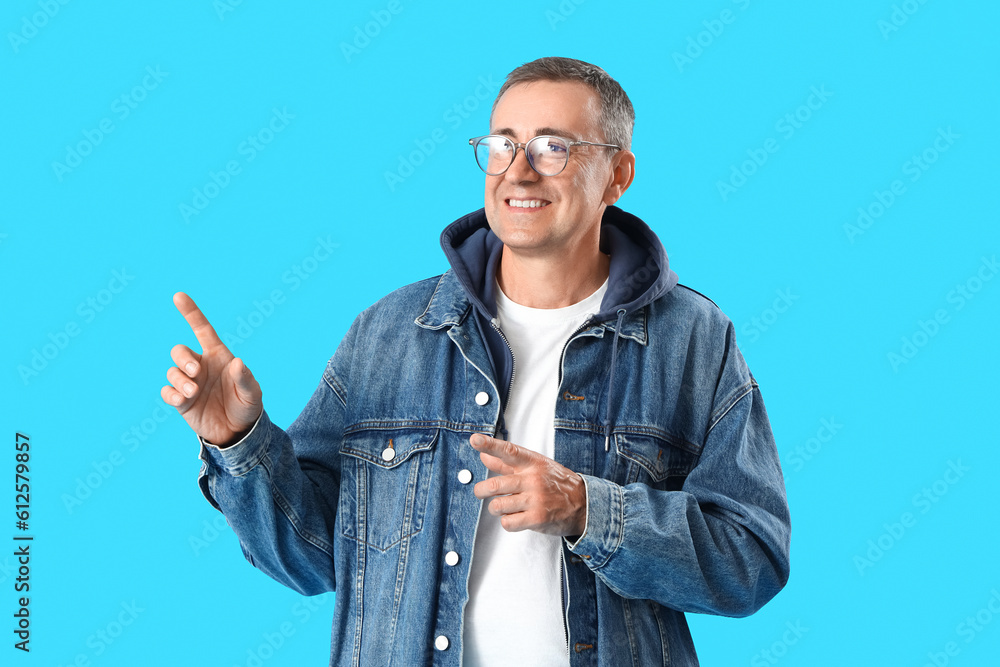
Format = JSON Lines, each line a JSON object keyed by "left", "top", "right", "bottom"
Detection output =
{"left": 469, "top": 433, "right": 587, "bottom": 536}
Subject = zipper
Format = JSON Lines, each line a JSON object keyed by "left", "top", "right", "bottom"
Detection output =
{"left": 489, "top": 318, "right": 517, "bottom": 410}
{"left": 560, "top": 548, "right": 571, "bottom": 661}
{"left": 556, "top": 316, "right": 596, "bottom": 388}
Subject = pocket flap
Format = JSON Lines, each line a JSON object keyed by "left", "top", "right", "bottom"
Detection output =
{"left": 614, "top": 432, "right": 697, "bottom": 482}
{"left": 341, "top": 428, "right": 439, "bottom": 469}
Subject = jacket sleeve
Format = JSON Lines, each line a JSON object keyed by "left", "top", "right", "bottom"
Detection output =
{"left": 195, "top": 325, "right": 355, "bottom": 597}
{"left": 566, "top": 326, "right": 791, "bottom": 617}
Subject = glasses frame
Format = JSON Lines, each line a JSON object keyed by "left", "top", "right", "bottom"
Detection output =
{"left": 468, "top": 134, "right": 621, "bottom": 176}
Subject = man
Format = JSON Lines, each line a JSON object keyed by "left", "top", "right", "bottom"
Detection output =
{"left": 164, "top": 57, "right": 790, "bottom": 666}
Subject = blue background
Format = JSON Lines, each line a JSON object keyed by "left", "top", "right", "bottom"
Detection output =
{"left": 2, "top": 1, "right": 998, "bottom": 665}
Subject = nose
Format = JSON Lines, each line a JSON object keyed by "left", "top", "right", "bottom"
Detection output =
{"left": 504, "top": 145, "right": 540, "bottom": 184}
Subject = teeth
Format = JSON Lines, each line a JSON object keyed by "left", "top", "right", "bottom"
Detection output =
{"left": 508, "top": 199, "right": 549, "bottom": 208}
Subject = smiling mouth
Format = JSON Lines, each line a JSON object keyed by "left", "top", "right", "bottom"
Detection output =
{"left": 506, "top": 198, "right": 551, "bottom": 208}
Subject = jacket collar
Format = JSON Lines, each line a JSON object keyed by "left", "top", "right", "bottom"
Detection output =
{"left": 418, "top": 204, "right": 677, "bottom": 346}
{"left": 414, "top": 270, "right": 473, "bottom": 330}
{"left": 415, "top": 269, "right": 650, "bottom": 344}
{"left": 438, "top": 206, "right": 677, "bottom": 322}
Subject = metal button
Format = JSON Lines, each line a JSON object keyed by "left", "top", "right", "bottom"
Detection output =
{"left": 457, "top": 469, "right": 473, "bottom": 485}
{"left": 380, "top": 447, "right": 395, "bottom": 462}
{"left": 435, "top": 635, "right": 449, "bottom": 651}
{"left": 445, "top": 550, "right": 460, "bottom": 566}
{"left": 475, "top": 391, "right": 490, "bottom": 406}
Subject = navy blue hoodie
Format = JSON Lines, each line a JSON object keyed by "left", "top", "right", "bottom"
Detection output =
{"left": 440, "top": 205, "right": 680, "bottom": 442}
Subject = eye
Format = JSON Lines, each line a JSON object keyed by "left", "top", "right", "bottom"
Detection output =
{"left": 489, "top": 138, "right": 513, "bottom": 154}
{"left": 543, "top": 139, "right": 568, "bottom": 154}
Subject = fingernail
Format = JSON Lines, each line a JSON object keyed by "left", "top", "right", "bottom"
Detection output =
{"left": 183, "top": 382, "right": 195, "bottom": 397}
{"left": 186, "top": 362, "right": 197, "bottom": 375}
{"left": 171, "top": 393, "right": 183, "bottom": 406}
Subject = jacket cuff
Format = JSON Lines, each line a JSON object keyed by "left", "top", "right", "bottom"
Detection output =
{"left": 197, "top": 408, "right": 268, "bottom": 510}
{"left": 565, "top": 474, "right": 624, "bottom": 569}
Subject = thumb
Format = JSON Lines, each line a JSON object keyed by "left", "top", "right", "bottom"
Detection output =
{"left": 229, "top": 357, "right": 260, "bottom": 399}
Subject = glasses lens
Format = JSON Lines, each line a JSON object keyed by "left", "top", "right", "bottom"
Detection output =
{"left": 527, "top": 136, "right": 569, "bottom": 176}
{"left": 475, "top": 136, "right": 514, "bottom": 175}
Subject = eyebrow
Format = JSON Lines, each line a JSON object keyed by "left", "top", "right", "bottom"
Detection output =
{"left": 491, "top": 126, "right": 579, "bottom": 140}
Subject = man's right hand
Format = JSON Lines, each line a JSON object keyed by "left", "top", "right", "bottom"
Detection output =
{"left": 161, "top": 292, "right": 263, "bottom": 448}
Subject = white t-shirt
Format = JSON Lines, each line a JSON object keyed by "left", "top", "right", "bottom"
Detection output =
{"left": 462, "top": 277, "right": 608, "bottom": 666}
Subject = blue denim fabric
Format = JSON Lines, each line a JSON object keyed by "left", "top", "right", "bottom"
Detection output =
{"left": 197, "top": 207, "right": 791, "bottom": 666}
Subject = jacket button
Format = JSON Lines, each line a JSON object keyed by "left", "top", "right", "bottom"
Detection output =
{"left": 435, "top": 635, "right": 449, "bottom": 651}
{"left": 475, "top": 391, "right": 490, "bottom": 405}
{"left": 380, "top": 447, "right": 396, "bottom": 462}
{"left": 445, "top": 551, "right": 460, "bottom": 566}
{"left": 457, "top": 469, "right": 473, "bottom": 484}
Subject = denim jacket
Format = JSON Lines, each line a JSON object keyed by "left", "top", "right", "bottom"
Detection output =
{"left": 197, "top": 206, "right": 791, "bottom": 666}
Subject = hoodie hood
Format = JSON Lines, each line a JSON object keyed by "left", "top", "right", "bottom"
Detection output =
{"left": 440, "top": 205, "right": 679, "bottom": 322}
{"left": 439, "top": 205, "right": 680, "bottom": 448}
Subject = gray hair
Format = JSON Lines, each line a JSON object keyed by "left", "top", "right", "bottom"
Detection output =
{"left": 491, "top": 57, "right": 635, "bottom": 151}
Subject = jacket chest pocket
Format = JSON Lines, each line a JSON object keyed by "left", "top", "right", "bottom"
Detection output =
{"left": 339, "top": 428, "right": 438, "bottom": 552}
{"left": 612, "top": 432, "right": 698, "bottom": 491}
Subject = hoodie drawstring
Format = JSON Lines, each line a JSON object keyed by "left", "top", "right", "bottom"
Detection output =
{"left": 603, "top": 308, "right": 627, "bottom": 452}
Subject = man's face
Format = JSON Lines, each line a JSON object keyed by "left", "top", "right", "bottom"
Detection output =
{"left": 484, "top": 80, "right": 624, "bottom": 258}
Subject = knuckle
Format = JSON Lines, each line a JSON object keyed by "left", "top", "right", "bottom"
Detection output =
{"left": 517, "top": 473, "right": 536, "bottom": 492}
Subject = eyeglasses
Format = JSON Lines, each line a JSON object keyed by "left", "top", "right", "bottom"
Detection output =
{"left": 468, "top": 134, "right": 620, "bottom": 177}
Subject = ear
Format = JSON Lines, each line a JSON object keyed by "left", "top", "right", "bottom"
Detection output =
{"left": 602, "top": 150, "right": 635, "bottom": 206}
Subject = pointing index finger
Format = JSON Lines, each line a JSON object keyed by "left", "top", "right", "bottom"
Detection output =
{"left": 173, "top": 292, "right": 225, "bottom": 352}
{"left": 469, "top": 433, "right": 533, "bottom": 467}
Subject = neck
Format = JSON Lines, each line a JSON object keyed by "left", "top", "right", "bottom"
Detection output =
{"left": 496, "top": 243, "right": 610, "bottom": 309}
